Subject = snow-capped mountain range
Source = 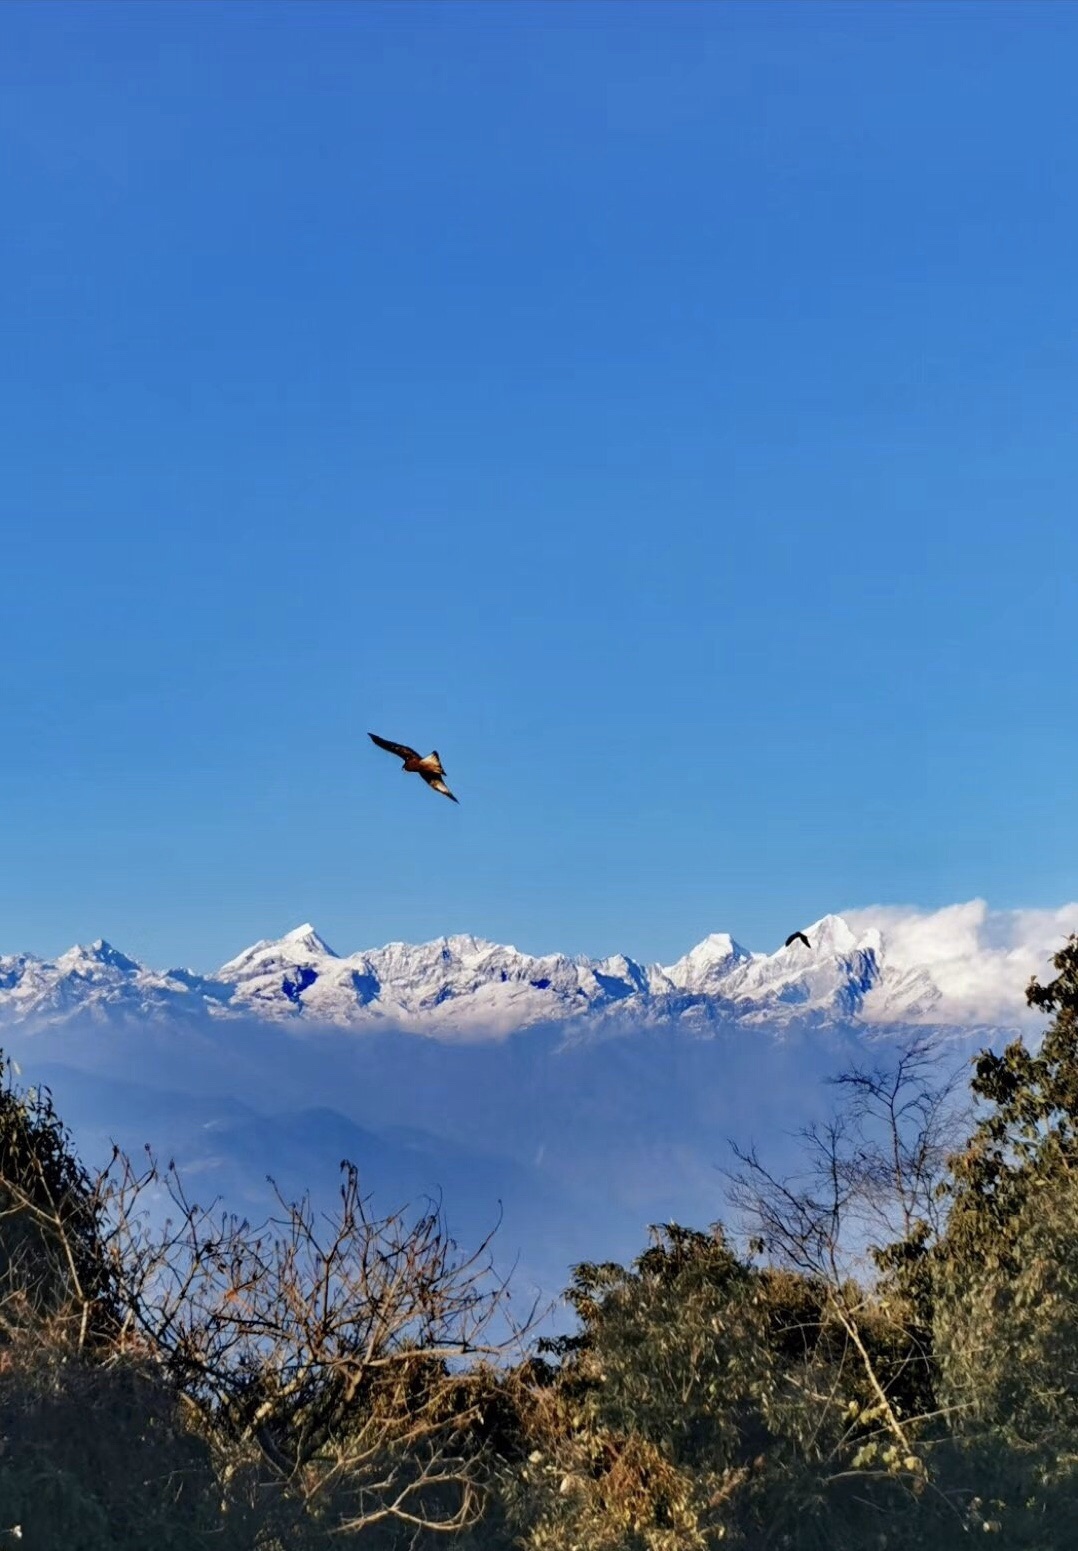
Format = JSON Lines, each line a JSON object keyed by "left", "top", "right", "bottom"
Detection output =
{"left": 1, "top": 900, "right": 1072, "bottom": 1037}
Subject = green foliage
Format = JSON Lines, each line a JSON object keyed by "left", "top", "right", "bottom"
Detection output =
{"left": 931, "top": 934, "right": 1078, "bottom": 1540}
{"left": 0, "top": 1061, "right": 118, "bottom": 1344}
{"left": 947, "top": 935, "right": 1078, "bottom": 1236}
{"left": 529, "top": 1227, "right": 776, "bottom": 1548}
{"left": 0, "top": 1344, "right": 266, "bottom": 1551}
{"left": 517, "top": 1227, "right": 957, "bottom": 1551}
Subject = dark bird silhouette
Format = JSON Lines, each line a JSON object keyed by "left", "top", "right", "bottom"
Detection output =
{"left": 368, "top": 733, "right": 459, "bottom": 803}
{"left": 784, "top": 931, "right": 811, "bottom": 950}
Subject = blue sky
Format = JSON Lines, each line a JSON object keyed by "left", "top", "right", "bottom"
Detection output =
{"left": 1, "top": 1, "right": 1075, "bottom": 972}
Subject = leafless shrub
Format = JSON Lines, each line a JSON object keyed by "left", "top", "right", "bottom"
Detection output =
{"left": 0, "top": 1052, "right": 534, "bottom": 1542}
{"left": 725, "top": 1040, "right": 971, "bottom": 1496}
{"left": 98, "top": 1151, "right": 533, "bottom": 1536}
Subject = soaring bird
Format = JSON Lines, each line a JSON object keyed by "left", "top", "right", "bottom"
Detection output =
{"left": 784, "top": 931, "right": 811, "bottom": 950}
{"left": 368, "top": 733, "right": 459, "bottom": 803}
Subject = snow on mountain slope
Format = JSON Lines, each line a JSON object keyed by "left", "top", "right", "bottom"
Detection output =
{"left": 0, "top": 901, "right": 1072, "bottom": 1037}
{"left": 0, "top": 940, "right": 229, "bottom": 1022}
{"left": 658, "top": 932, "right": 753, "bottom": 994}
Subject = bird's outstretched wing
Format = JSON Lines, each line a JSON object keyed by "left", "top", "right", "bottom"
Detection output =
{"left": 423, "top": 773, "right": 459, "bottom": 803}
{"left": 369, "top": 732, "right": 420, "bottom": 762}
{"left": 784, "top": 931, "right": 811, "bottom": 950}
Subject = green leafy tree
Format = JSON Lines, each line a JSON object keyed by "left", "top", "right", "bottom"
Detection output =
{"left": 518, "top": 1225, "right": 777, "bottom": 1550}
{"left": 0, "top": 1057, "right": 119, "bottom": 1348}
{"left": 934, "top": 934, "right": 1078, "bottom": 1538}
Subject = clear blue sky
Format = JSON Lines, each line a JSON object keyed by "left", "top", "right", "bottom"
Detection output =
{"left": 1, "top": 1, "right": 1075, "bottom": 972}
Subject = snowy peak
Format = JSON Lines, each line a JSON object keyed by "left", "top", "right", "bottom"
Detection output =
{"left": 281, "top": 924, "right": 338, "bottom": 957}
{"left": 56, "top": 939, "right": 142, "bottom": 976}
{"left": 218, "top": 928, "right": 321, "bottom": 977}
{"left": 0, "top": 937, "right": 225, "bottom": 1023}
{"left": 0, "top": 901, "right": 1069, "bottom": 1038}
{"left": 718, "top": 916, "right": 882, "bottom": 1022}
{"left": 661, "top": 932, "right": 753, "bottom": 993}
{"left": 216, "top": 924, "right": 350, "bottom": 1017}
{"left": 802, "top": 913, "right": 872, "bottom": 958}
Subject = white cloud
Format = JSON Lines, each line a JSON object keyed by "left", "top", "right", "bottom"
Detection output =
{"left": 843, "top": 899, "right": 1078, "bottom": 1025}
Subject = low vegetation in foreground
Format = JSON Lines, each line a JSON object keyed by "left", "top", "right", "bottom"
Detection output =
{"left": 3, "top": 939, "right": 1078, "bottom": 1548}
